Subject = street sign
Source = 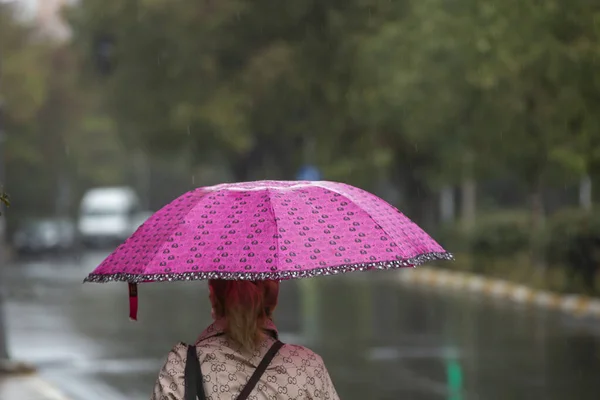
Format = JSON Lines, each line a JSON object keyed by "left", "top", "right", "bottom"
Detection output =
{"left": 296, "top": 165, "right": 321, "bottom": 181}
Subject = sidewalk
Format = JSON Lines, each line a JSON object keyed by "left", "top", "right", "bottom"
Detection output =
{"left": 0, "top": 375, "right": 70, "bottom": 400}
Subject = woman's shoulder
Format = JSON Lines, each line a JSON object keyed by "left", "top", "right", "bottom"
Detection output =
{"left": 168, "top": 341, "right": 189, "bottom": 353}
{"left": 161, "top": 342, "right": 191, "bottom": 365}
{"left": 162, "top": 340, "right": 327, "bottom": 368}
{"left": 278, "top": 343, "right": 327, "bottom": 367}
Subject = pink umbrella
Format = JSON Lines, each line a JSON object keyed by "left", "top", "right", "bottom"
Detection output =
{"left": 84, "top": 180, "right": 452, "bottom": 319}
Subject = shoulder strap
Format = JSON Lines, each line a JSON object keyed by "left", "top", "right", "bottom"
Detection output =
{"left": 237, "top": 340, "right": 285, "bottom": 400}
{"left": 185, "top": 345, "right": 207, "bottom": 400}
{"left": 184, "top": 333, "right": 225, "bottom": 400}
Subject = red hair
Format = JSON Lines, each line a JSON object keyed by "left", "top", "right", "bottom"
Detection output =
{"left": 209, "top": 279, "right": 279, "bottom": 352}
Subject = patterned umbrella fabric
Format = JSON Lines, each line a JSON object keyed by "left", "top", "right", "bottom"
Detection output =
{"left": 84, "top": 180, "right": 453, "bottom": 319}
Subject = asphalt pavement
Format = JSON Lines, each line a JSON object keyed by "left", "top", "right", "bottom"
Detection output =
{"left": 0, "top": 375, "right": 71, "bottom": 400}
{"left": 2, "top": 250, "right": 600, "bottom": 400}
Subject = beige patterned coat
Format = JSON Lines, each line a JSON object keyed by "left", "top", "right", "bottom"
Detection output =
{"left": 151, "top": 319, "right": 340, "bottom": 400}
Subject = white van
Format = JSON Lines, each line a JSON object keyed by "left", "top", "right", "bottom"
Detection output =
{"left": 78, "top": 186, "right": 142, "bottom": 247}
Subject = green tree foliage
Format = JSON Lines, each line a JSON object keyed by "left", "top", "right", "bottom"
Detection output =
{"left": 1, "top": 0, "right": 599, "bottom": 290}
{"left": 65, "top": 0, "right": 600, "bottom": 243}
{"left": 545, "top": 208, "right": 600, "bottom": 294}
{"left": 66, "top": 0, "right": 600, "bottom": 209}
{"left": 1, "top": 3, "right": 50, "bottom": 219}
{"left": 67, "top": 0, "right": 381, "bottom": 183}
{"left": 1, "top": 3, "right": 125, "bottom": 223}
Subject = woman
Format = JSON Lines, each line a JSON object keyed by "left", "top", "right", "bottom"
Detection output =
{"left": 151, "top": 279, "right": 340, "bottom": 399}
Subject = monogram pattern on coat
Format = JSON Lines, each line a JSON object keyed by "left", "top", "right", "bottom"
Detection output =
{"left": 152, "top": 320, "right": 340, "bottom": 400}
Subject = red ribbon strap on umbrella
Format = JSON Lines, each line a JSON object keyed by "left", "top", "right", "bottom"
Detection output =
{"left": 129, "top": 283, "right": 138, "bottom": 321}
{"left": 84, "top": 180, "right": 453, "bottom": 319}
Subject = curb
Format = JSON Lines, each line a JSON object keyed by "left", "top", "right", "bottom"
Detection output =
{"left": 0, "top": 361, "right": 71, "bottom": 400}
{"left": 399, "top": 267, "right": 600, "bottom": 319}
{"left": 0, "top": 360, "right": 37, "bottom": 375}
{"left": 30, "top": 376, "right": 72, "bottom": 400}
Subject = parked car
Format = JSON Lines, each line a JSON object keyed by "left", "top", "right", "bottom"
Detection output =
{"left": 77, "top": 186, "right": 142, "bottom": 248}
{"left": 13, "top": 218, "right": 77, "bottom": 256}
{"left": 131, "top": 211, "right": 154, "bottom": 231}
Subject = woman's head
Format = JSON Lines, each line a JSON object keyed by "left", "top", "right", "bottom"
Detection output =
{"left": 208, "top": 279, "right": 279, "bottom": 352}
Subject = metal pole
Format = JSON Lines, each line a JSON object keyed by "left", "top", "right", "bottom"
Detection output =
{"left": 0, "top": 4, "right": 34, "bottom": 373}
{"left": 0, "top": 59, "right": 10, "bottom": 361}
{"left": 579, "top": 174, "right": 593, "bottom": 211}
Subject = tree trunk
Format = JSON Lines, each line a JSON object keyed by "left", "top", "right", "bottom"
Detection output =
{"left": 0, "top": 74, "right": 9, "bottom": 360}
{"left": 440, "top": 185, "right": 455, "bottom": 224}
{"left": 55, "top": 170, "right": 71, "bottom": 218}
{"left": 134, "top": 150, "right": 151, "bottom": 210}
{"left": 460, "top": 179, "right": 476, "bottom": 231}
{"left": 231, "top": 157, "right": 251, "bottom": 182}
{"left": 0, "top": 213, "right": 8, "bottom": 359}
{"left": 271, "top": 140, "right": 301, "bottom": 180}
{"left": 460, "top": 152, "right": 476, "bottom": 232}
{"left": 231, "top": 146, "right": 263, "bottom": 182}
{"left": 530, "top": 179, "right": 546, "bottom": 271}
{"left": 579, "top": 174, "right": 592, "bottom": 211}
{"left": 531, "top": 187, "right": 545, "bottom": 231}
{"left": 420, "top": 193, "right": 437, "bottom": 231}
{"left": 0, "top": 298, "right": 9, "bottom": 360}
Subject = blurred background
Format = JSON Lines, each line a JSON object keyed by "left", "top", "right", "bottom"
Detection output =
{"left": 1, "top": 0, "right": 600, "bottom": 399}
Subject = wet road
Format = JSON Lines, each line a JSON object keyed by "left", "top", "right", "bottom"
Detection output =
{"left": 3, "top": 251, "right": 600, "bottom": 400}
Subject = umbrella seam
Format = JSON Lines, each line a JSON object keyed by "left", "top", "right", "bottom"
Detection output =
{"left": 138, "top": 188, "right": 208, "bottom": 274}
{"left": 264, "top": 188, "right": 281, "bottom": 275}
{"left": 85, "top": 181, "right": 451, "bottom": 284}
{"left": 92, "top": 188, "right": 208, "bottom": 279}
{"left": 311, "top": 181, "right": 413, "bottom": 253}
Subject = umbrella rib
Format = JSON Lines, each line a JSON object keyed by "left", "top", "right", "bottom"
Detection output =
{"left": 83, "top": 188, "right": 209, "bottom": 283}
{"left": 83, "top": 181, "right": 453, "bottom": 284}
{"left": 311, "top": 182, "right": 420, "bottom": 260}
{"left": 264, "top": 188, "right": 281, "bottom": 275}
{"left": 142, "top": 189, "right": 214, "bottom": 278}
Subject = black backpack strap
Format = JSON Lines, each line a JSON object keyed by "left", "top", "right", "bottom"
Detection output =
{"left": 237, "top": 340, "right": 285, "bottom": 400}
{"left": 185, "top": 345, "right": 207, "bottom": 400}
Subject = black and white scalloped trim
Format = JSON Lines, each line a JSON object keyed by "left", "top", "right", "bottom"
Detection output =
{"left": 83, "top": 252, "right": 453, "bottom": 284}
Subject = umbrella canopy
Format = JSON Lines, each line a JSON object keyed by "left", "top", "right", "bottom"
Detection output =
{"left": 84, "top": 180, "right": 452, "bottom": 319}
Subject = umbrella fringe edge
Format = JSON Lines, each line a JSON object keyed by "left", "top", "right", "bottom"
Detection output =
{"left": 82, "top": 251, "right": 454, "bottom": 283}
